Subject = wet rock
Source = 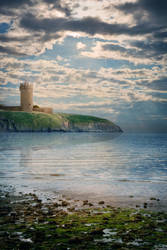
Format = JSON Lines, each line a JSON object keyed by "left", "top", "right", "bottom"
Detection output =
{"left": 110, "top": 242, "right": 123, "bottom": 248}
{"left": 0, "top": 231, "right": 9, "bottom": 237}
{"left": 0, "top": 207, "right": 11, "bottom": 216}
{"left": 135, "top": 213, "right": 143, "bottom": 221}
{"left": 68, "top": 207, "right": 76, "bottom": 212}
{"left": 69, "top": 236, "right": 84, "bottom": 244}
{"left": 3, "top": 215, "right": 15, "bottom": 224}
{"left": 61, "top": 200, "right": 69, "bottom": 207}
{"left": 18, "top": 241, "right": 32, "bottom": 250}
{"left": 58, "top": 210, "right": 68, "bottom": 216}
{"left": 35, "top": 203, "right": 42, "bottom": 209}
{"left": 53, "top": 202, "right": 59, "bottom": 207}
{"left": 33, "top": 230, "right": 45, "bottom": 243}
{"left": 89, "top": 203, "right": 93, "bottom": 207}
{"left": 83, "top": 200, "right": 89, "bottom": 206}
{"left": 150, "top": 197, "right": 157, "bottom": 200}
{"left": 48, "top": 220, "right": 57, "bottom": 225}
{"left": 90, "top": 228, "right": 103, "bottom": 235}
{"left": 38, "top": 216, "right": 45, "bottom": 222}
{"left": 98, "top": 201, "right": 105, "bottom": 205}
{"left": 103, "top": 217, "right": 109, "bottom": 221}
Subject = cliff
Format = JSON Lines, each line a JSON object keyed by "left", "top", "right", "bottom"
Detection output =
{"left": 0, "top": 110, "right": 122, "bottom": 132}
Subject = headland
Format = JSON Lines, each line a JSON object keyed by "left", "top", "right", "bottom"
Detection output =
{"left": 0, "top": 110, "right": 122, "bottom": 132}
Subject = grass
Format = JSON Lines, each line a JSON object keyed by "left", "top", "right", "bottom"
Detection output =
{"left": 59, "top": 113, "right": 113, "bottom": 124}
{"left": 0, "top": 110, "right": 118, "bottom": 132}
{"left": 0, "top": 111, "right": 63, "bottom": 130}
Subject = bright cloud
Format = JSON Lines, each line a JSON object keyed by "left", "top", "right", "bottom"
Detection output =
{"left": 76, "top": 42, "right": 86, "bottom": 50}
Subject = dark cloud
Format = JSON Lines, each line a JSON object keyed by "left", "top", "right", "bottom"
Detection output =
{"left": 103, "top": 43, "right": 129, "bottom": 53}
{"left": 20, "top": 14, "right": 161, "bottom": 37}
{"left": 0, "top": 0, "right": 71, "bottom": 16}
{"left": 115, "top": 0, "right": 167, "bottom": 24}
{"left": 130, "top": 40, "right": 167, "bottom": 58}
{"left": 0, "top": 0, "right": 33, "bottom": 15}
{"left": 0, "top": 0, "right": 29, "bottom": 8}
{"left": 102, "top": 40, "right": 167, "bottom": 62}
{"left": 0, "top": 45, "right": 26, "bottom": 56}
{"left": 0, "top": 34, "right": 27, "bottom": 42}
{"left": 116, "top": 0, "right": 167, "bottom": 18}
{"left": 154, "top": 31, "right": 167, "bottom": 39}
{"left": 146, "top": 77, "right": 167, "bottom": 91}
{"left": 115, "top": 0, "right": 167, "bottom": 41}
{"left": 102, "top": 42, "right": 145, "bottom": 61}
{"left": 42, "top": 0, "right": 71, "bottom": 16}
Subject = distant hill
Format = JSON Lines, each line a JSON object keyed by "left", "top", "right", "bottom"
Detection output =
{"left": 0, "top": 110, "right": 122, "bottom": 132}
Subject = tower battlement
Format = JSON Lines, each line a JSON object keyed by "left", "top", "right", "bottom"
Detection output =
{"left": 20, "top": 81, "right": 33, "bottom": 90}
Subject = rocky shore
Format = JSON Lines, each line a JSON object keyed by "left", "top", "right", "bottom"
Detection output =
{"left": 1, "top": 187, "right": 167, "bottom": 249}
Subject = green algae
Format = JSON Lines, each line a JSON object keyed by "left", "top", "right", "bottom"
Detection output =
{"left": 0, "top": 192, "right": 167, "bottom": 249}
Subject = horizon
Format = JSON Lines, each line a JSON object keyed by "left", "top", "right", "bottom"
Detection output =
{"left": 0, "top": 0, "right": 167, "bottom": 132}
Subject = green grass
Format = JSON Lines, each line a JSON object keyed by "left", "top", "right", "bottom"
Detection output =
{"left": 59, "top": 113, "right": 113, "bottom": 124}
{"left": 0, "top": 111, "right": 63, "bottom": 130}
{"left": 0, "top": 110, "right": 117, "bottom": 131}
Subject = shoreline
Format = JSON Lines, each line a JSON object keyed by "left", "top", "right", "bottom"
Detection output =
{"left": 2, "top": 183, "right": 167, "bottom": 212}
{"left": 61, "top": 190, "right": 167, "bottom": 212}
{"left": 1, "top": 188, "right": 167, "bottom": 249}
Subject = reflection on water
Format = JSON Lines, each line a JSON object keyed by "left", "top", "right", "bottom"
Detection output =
{"left": 0, "top": 132, "right": 120, "bottom": 149}
{"left": 0, "top": 132, "right": 167, "bottom": 201}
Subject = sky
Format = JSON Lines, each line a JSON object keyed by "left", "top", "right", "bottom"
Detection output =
{"left": 0, "top": 0, "right": 167, "bottom": 132}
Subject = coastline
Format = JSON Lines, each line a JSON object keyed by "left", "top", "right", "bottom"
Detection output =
{"left": 1, "top": 132, "right": 167, "bottom": 249}
{"left": 61, "top": 190, "right": 167, "bottom": 212}
{"left": 0, "top": 110, "right": 122, "bottom": 133}
{"left": 1, "top": 187, "right": 167, "bottom": 249}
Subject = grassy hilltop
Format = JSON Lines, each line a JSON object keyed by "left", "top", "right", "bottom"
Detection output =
{"left": 0, "top": 110, "right": 122, "bottom": 132}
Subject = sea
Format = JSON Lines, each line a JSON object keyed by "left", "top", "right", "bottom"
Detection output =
{"left": 0, "top": 132, "right": 167, "bottom": 206}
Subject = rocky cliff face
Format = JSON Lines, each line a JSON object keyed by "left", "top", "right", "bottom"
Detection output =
{"left": 0, "top": 118, "right": 17, "bottom": 131}
{"left": 0, "top": 111, "right": 123, "bottom": 133}
{"left": 64, "top": 121, "right": 122, "bottom": 132}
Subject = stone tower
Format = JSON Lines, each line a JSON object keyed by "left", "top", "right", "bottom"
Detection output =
{"left": 19, "top": 82, "right": 33, "bottom": 112}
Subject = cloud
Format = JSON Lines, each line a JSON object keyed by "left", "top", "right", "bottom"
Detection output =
{"left": 0, "top": 45, "right": 26, "bottom": 56}
{"left": 116, "top": 0, "right": 167, "bottom": 20}
{"left": 80, "top": 41, "right": 152, "bottom": 65}
{"left": 0, "top": 0, "right": 29, "bottom": 9}
{"left": 0, "top": 0, "right": 71, "bottom": 16}
{"left": 20, "top": 14, "right": 161, "bottom": 37}
{"left": 42, "top": 0, "right": 71, "bottom": 17}
{"left": 1, "top": 56, "right": 166, "bottom": 108}
{"left": 115, "top": 0, "right": 167, "bottom": 40}
{"left": 0, "top": 1, "right": 73, "bottom": 56}
{"left": 0, "top": 0, "right": 166, "bottom": 58}
{"left": 145, "top": 77, "right": 167, "bottom": 91}
{"left": 76, "top": 42, "right": 86, "bottom": 50}
{"left": 130, "top": 40, "right": 167, "bottom": 59}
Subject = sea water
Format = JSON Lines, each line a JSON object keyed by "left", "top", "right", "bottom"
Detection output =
{"left": 0, "top": 132, "right": 167, "bottom": 203}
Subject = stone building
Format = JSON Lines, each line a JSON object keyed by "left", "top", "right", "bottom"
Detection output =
{"left": 19, "top": 81, "right": 53, "bottom": 114}
{"left": 20, "top": 82, "right": 33, "bottom": 112}
{"left": 0, "top": 81, "right": 53, "bottom": 114}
